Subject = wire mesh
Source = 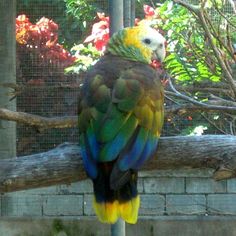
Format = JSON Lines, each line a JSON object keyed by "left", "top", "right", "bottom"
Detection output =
{"left": 16, "top": 0, "right": 108, "bottom": 155}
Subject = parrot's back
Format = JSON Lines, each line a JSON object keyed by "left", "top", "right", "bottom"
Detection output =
{"left": 78, "top": 54, "right": 164, "bottom": 224}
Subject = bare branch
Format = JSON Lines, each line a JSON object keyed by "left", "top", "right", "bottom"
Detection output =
{"left": 173, "top": 0, "right": 200, "bottom": 14}
{"left": 0, "top": 108, "right": 77, "bottom": 129}
{"left": 175, "top": 85, "right": 231, "bottom": 96}
{"left": 208, "top": 94, "right": 236, "bottom": 107}
{"left": 1, "top": 135, "right": 236, "bottom": 193}
{"left": 166, "top": 77, "right": 236, "bottom": 113}
{"left": 1, "top": 98, "right": 236, "bottom": 131}
{"left": 165, "top": 103, "right": 232, "bottom": 114}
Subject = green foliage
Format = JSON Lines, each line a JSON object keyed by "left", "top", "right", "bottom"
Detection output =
{"left": 158, "top": 1, "right": 222, "bottom": 84}
{"left": 64, "top": 0, "right": 109, "bottom": 43}
{"left": 65, "top": 0, "right": 96, "bottom": 30}
{"left": 65, "top": 43, "right": 101, "bottom": 74}
{"left": 155, "top": 1, "right": 236, "bottom": 135}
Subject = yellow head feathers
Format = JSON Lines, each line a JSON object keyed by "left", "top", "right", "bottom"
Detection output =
{"left": 106, "top": 25, "right": 166, "bottom": 64}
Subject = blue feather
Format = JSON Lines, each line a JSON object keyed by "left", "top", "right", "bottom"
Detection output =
{"left": 133, "top": 134, "right": 158, "bottom": 169}
{"left": 118, "top": 128, "right": 148, "bottom": 171}
{"left": 80, "top": 135, "right": 97, "bottom": 179}
{"left": 86, "top": 125, "right": 99, "bottom": 161}
{"left": 99, "top": 134, "right": 126, "bottom": 161}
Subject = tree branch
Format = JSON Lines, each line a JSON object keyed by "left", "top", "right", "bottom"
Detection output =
{"left": 0, "top": 108, "right": 77, "bottom": 129}
{"left": 0, "top": 135, "right": 236, "bottom": 193}
{"left": 166, "top": 77, "right": 236, "bottom": 113}
{"left": 1, "top": 98, "right": 236, "bottom": 132}
{"left": 173, "top": 0, "right": 200, "bottom": 14}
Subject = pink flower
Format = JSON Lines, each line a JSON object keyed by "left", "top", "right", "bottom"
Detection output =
{"left": 143, "top": 5, "right": 155, "bottom": 18}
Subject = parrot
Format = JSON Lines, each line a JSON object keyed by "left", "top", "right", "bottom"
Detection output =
{"left": 78, "top": 25, "right": 166, "bottom": 224}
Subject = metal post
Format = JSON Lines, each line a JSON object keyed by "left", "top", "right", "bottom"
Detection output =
{"left": 109, "top": 0, "right": 124, "bottom": 36}
{"left": 130, "top": 0, "right": 136, "bottom": 26}
{"left": 111, "top": 219, "right": 126, "bottom": 236}
{"left": 108, "top": 2, "right": 125, "bottom": 235}
{"left": 124, "top": 0, "right": 131, "bottom": 27}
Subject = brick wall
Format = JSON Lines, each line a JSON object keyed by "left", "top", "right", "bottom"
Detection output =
{"left": 1, "top": 169, "right": 236, "bottom": 218}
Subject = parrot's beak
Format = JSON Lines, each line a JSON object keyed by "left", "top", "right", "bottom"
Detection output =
{"left": 152, "top": 50, "right": 165, "bottom": 63}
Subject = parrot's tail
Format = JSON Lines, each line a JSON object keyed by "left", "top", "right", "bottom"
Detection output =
{"left": 92, "top": 170, "right": 140, "bottom": 224}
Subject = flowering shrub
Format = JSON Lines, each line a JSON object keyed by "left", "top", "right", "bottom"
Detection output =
{"left": 83, "top": 13, "right": 110, "bottom": 52}
{"left": 16, "top": 14, "right": 76, "bottom": 70}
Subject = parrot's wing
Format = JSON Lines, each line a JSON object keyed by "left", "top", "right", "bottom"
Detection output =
{"left": 78, "top": 59, "right": 164, "bottom": 186}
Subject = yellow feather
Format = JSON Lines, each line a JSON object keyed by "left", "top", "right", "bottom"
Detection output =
{"left": 119, "top": 195, "right": 140, "bottom": 224}
{"left": 93, "top": 195, "right": 140, "bottom": 224}
{"left": 152, "top": 111, "right": 163, "bottom": 136}
{"left": 93, "top": 198, "right": 119, "bottom": 224}
{"left": 134, "top": 104, "right": 153, "bottom": 129}
{"left": 123, "top": 27, "right": 152, "bottom": 63}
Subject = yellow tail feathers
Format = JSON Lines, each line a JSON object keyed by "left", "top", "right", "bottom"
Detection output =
{"left": 93, "top": 195, "right": 140, "bottom": 224}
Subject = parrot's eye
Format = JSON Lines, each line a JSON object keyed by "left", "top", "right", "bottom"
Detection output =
{"left": 144, "top": 38, "right": 151, "bottom": 44}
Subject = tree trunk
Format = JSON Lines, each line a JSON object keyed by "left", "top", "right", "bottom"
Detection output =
{"left": 0, "top": 0, "right": 16, "bottom": 159}
{"left": 0, "top": 135, "right": 236, "bottom": 193}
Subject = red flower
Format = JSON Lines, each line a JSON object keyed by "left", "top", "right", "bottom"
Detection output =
{"left": 143, "top": 5, "right": 155, "bottom": 18}
{"left": 16, "top": 15, "right": 76, "bottom": 69}
{"left": 84, "top": 13, "right": 110, "bottom": 52}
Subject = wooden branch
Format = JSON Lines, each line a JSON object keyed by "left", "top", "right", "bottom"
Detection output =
{"left": 0, "top": 108, "right": 77, "bottom": 129}
{"left": 1, "top": 135, "right": 236, "bottom": 193}
{"left": 1, "top": 91, "right": 236, "bottom": 131}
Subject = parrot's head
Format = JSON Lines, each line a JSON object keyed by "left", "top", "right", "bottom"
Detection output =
{"left": 106, "top": 25, "right": 166, "bottom": 64}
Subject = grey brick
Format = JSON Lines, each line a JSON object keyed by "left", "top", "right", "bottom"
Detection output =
{"left": 137, "top": 178, "right": 144, "bottom": 193}
{"left": 186, "top": 178, "right": 226, "bottom": 193}
{"left": 84, "top": 194, "right": 95, "bottom": 216}
{"left": 2, "top": 193, "right": 42, "bottom": 216}
{"left": 140, "top": 194, "right": 165, "bottom": 215}
{"left": 227, "top": 179, "right": 236, "bottom": 193}
{"left": 166, "top": 195, "right": 206, "bottom": 215}
{"left": 208, "top": 194, "right": 236, "bottom": 214}
{"left": 43, "top": 195, "right": 83, "bottom": 216}
{"left": 59, "top": 180, "right": 93, "bottom": 194}
{"left": 144, "top": 177, "right": 185, "bottom": 193}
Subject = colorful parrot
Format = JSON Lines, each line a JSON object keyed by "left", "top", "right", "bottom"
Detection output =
{"left": 78, "top": 25, "right": 166, "bottom": 224}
